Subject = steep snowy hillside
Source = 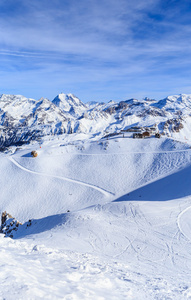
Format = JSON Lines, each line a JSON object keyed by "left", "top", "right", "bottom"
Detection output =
{"left": 153, "top": 94, "right": 191, "bottom": 113}
{"left": 0, "top": 94, "right": 70, "bottom": 147}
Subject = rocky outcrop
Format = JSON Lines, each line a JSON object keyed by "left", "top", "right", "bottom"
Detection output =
{"left": 0, "top": 211, "right": 22, "bottom": 238}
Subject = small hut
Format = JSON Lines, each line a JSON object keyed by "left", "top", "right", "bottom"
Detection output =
{"left": 142, "top": 131, "right": 150, "bottom": 138}
{"left": 31, "top": 151, "right": 38, "bottom": 157}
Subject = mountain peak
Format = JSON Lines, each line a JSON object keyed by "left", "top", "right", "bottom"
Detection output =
{"left": 52, "top": 93, "right": 87, "bottom": 112}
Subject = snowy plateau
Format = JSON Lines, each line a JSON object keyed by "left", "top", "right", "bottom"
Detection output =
{"left": 1, "top": 93, "right": 191, "bottom": 299}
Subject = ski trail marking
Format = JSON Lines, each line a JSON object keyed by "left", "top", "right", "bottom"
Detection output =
{"left": 177, "top": 206, "right": 191, "bottom": 241}
{"left": 9, "top": 157, "right": 114, "bottom": 197}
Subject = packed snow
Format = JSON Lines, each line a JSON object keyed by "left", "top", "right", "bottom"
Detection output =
{"left": 0, "top": 132, "right": 191, "bottom": 299}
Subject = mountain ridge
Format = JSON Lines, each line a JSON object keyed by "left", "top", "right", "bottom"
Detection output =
{"left": 0, "top": 92, "right": 191, "bottom": 148}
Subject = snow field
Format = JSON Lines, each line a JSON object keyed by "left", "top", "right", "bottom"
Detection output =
{"left": 1, "top": 136, "right": 191, "bottom": 299}
{"left": 12, "top": 137, "right": 191, "bottom": 201}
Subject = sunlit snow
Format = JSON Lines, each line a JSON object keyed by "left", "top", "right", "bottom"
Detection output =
{"left": 0, "top": 132, "right": 191, "bottom": 299}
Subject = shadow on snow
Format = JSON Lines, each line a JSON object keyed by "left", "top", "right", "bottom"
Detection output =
{"left": 114, "top": 164, "right": 191, "bottom": 202}
{"left": 13, "top": 164, "right": 191, "bottom": 239}
{"left": 14, "top": 213, "right": 69, "bottom": 239}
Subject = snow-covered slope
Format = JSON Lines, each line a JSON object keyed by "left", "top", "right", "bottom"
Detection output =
{"left": 1, "top": 134, "right": 191, "bottom": 299}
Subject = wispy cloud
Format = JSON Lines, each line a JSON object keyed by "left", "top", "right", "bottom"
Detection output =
{"left": 0, "top": 0, "right": 191, "bottom": 101}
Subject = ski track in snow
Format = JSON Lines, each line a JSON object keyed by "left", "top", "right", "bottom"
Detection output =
{"left": 9, "top": 156, "right": 114, "bottom": 197}
{"left": 177, "top": 206, "right": 191, "bottom": 241}
{"left": 2, "top": 235, "right": 185, "bottom": 300}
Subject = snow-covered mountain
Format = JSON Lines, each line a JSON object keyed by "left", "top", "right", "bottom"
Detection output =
{"left": 0, "top": 92, "right": 191, "bottom": 148}
{"left": 52, "top": 93, "right": 87, "bottom": 118}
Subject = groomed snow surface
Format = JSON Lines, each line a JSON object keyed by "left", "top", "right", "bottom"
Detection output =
{"left": 1, "top": 135, "right": 191, "bottom": 299}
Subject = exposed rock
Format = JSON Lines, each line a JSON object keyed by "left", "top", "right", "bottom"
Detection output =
{"left": 0, "top": 211, "right": 22, "bottom": 237}
{"left": 155, "top": 133, "right": 161, "bottom": 138}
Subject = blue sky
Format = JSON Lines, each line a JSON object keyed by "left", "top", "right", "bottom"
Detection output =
{"left": 0, "top": 0, "right": 191, "bottom": 102}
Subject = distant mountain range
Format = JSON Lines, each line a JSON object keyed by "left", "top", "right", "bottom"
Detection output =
{"left": 0, "top": 93, "right": 191, "bottom": 148}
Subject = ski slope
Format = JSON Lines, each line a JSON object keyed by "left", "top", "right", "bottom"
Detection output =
{"left": 1, "top": 136, "right": 191, "bottom": 299}
{"left": 9, "top": 156, "right": 113, "bottom": 197}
